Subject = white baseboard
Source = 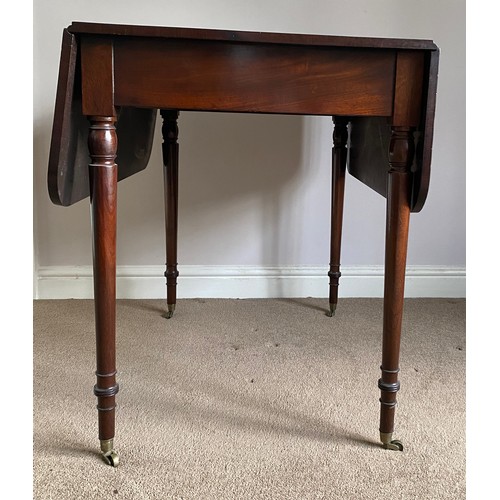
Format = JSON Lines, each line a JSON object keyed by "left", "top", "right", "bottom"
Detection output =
{"left": 35, "top": 265, "right": 465, "bottom": 299}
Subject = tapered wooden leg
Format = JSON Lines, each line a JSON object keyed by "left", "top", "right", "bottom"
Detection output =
{"left": 328, "top": 117, "right": 349, "bottom": 316}
{"left": 88, "top": 115, "right": 120, "bottom": 466}
{"left": 160, "top": 110, "right": 180, "bottom": 319}
{"left": 378, "top": 127, "right": 414, "bottom": 451}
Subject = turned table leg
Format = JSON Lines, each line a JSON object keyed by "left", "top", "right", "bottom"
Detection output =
{"left": 88, "top": 115, "right": 119, "bottom": 466}
{"left": 328, "top": 116, "right": 349, "bottom": 316}
{"left": 378, "top": 126, "right": 414, "bottom": 451}
{"left": 161, "top": 110, "right": 180, "bottom": 319}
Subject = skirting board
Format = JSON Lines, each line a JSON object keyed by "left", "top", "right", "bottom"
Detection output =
{"left": 36, "top": 265, "right": 465, "bottom": 299}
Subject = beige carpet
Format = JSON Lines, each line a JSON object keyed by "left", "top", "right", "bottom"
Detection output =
{"left": 33, "top": 298, "right": 465, "bottom": 499}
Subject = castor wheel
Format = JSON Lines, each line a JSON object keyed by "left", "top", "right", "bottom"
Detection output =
{"left": 102, "top": 450, "right": 120, "bottom": 467}
{"left": 327, "top": 304, "right": 336, "bottom": 317}
{"left": 380, "top": 432, "right": 404, "bottom": 451}
{"left": 100, "top": 439, "right": 119, "bottom": 466}
{"left": 165, "top": 304, "right": 175, "bottom": 319}
{"left": 383, "top": 439, "right": 404, "bottom": 451}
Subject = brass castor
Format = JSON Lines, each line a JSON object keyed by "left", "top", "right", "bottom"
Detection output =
{"left": 380, "top": 432, "right": 404, "bottom": 451}
{"left": 165, "top": 304, "right": 175, "bottom": 319}
{"left": 383, "top": 439, "right": 403, "bottom": 451}
{"left": 103, "top": 450, "right": 120, "bottom": 467}
{"left": 101, "top": 439, "right": 120, "bottom": 467}
{"left": 327, "top": 304, "right": 336, "bottom": 317}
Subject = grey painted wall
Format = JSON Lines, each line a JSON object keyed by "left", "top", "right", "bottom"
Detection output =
{"left": 33, "top": 0, "right": 465, "bottom": 282}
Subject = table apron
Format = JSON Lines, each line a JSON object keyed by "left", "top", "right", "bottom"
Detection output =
{"left": 113, "top": 38, "right": 396, "bottom": 116}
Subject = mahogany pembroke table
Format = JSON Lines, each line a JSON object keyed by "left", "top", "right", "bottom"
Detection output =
{"left": 47, "top": 22, "right": 439, "bottom": 466}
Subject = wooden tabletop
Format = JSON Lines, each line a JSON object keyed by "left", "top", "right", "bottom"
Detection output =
{"left": 48, "top": 23, "right": 438, "bottom": 211}
{"left": 68, "top": 21, "right": 438, "bottom": 51}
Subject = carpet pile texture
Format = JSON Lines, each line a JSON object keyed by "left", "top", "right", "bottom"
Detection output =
{"left": 33, "top": 298, "right": 466, "bottom": 499}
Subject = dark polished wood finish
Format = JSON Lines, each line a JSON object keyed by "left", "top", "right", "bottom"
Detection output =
{"left": 88, "top": 115, "right": 119, "bottom": 442}
{"left": 68, "top": 21, "right": 437, "bottom": 50}
{"left": 328, "top": 117, "right": 349, "bottom": 315}
{"left": 113, "top": 38, "right": 395, "bottom": 116}
{"left": 379, "top": 127, "right": 413, "bottom": 440}
{"left": 47, "top": 22, "right": 439, "bottom": 462}
{"left": 161, "top": 110, "right": 180, "bottom": 316}
{"left": 48, "top": 31, "right": 157, "bottom": 207}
